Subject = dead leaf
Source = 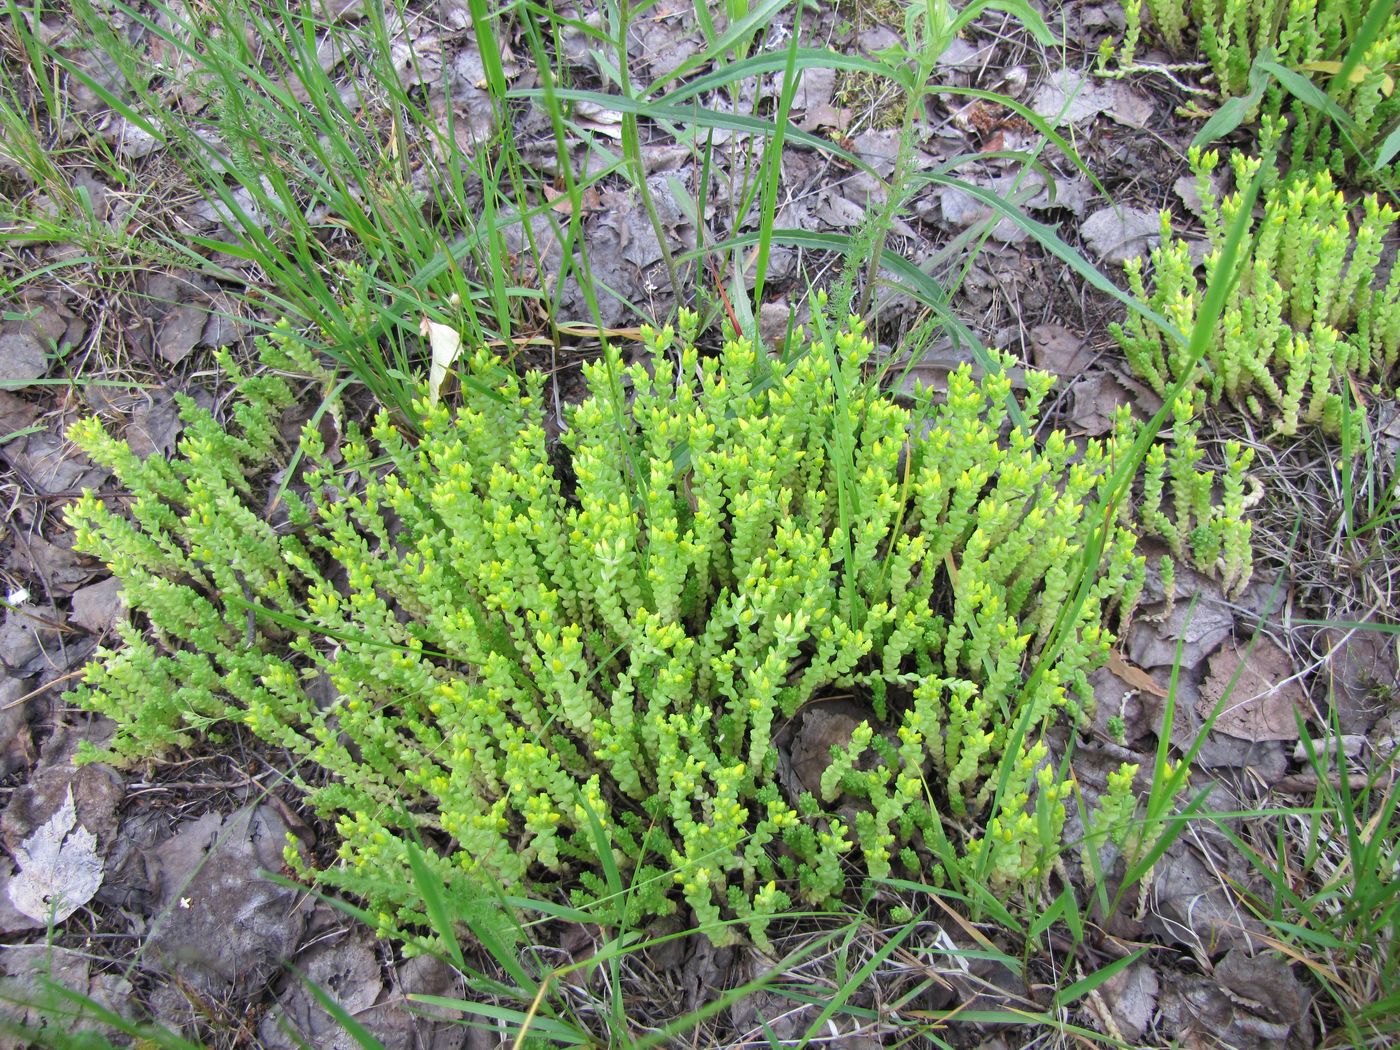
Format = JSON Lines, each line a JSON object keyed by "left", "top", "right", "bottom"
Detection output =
{"left": 1081, "top": 206, "right": 1161, "bottom": 265}
{"left": 1030, "top": 70, "right": 1153, "bottom": 128}
{"left": 419, "top": 317, "right": 462, "bottom": 405}
{"left": 1106, "top": 650, "right": 1168, "bottom": 697}
{"left": 788, "top": 700, "right": 867, "bottom": 796}
{"left": 8, "top": 787, "right": 104, "bottom": 923}
{"left": 125, "top": 388, "right": 181, "bottom": 459}
{"left": 1095, "top": 962, "right": 1158, "bottom": 1043}
{"left": 1100, "top": 80, "right": 1155, "bottom": 128}
{"left": 1032, "top": 70, "right": 1105, "bottom": 125}
{"left": 1316, "top": 626, "right": 1398, "bottom": 733}
{"left": 70, "top": 577, "right": 124, "bottom": 635}
{"left": 1067, "top": 371, "right": 1133, "bottom": 435}
{"left": 1030, "top": 324, "right": 1094, "bottom": 375}
{"left": 0, "top": 326, "right": 48, "bottom": 387}
{"left": 1199, "top": 637, "right": 1309, "bottom": 742}
{"left": 157, "top": 304, "right": 206, "bottom": 365}
{"left": 0, "top": 392, "right": 41, "bottom": 441}
{"left": 541, "top": 183, "right": 602, "bottom": 216}
{"left": 1126, "top": 571, "right": 1233, "bottom": 670}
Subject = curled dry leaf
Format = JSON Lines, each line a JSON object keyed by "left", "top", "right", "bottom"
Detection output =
{"left": 8, "top": 786, "right": 104, "bottom": 924}
{"left": 1106, "top": 649, "right": 1168, "bottom": 698}
{"left": 420, "top": 317, "right": 463, "bottom": 405}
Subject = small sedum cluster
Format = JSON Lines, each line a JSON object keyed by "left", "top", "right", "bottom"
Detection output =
{"left": 1113, "top": 0, "right": 1400, "bottom": 178}
{"left": 1125, "top": 393, "right": 1256, "bottom": 596}
{"left": 1113, "top": 148, "right": 1400, "bottom": 438}
{"left": 68, "top": 313, "right": 1216, "bottom": 944}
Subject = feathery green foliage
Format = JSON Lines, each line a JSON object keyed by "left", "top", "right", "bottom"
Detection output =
{"left": 63, "top": 312, "right": 1232, "bottom": 945}
{"left": 1112, "top": 148, "right": 1400, "bottom": 437}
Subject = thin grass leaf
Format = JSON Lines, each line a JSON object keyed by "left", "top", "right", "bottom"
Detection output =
{"left": 407, "top": 995, "right": 588, "bottom": 1043}
{"left": 404, "top": 840, "right": 470, "bottom": 974}
{"left": 950, "top": 0, "right": 1053, "bottom": 45}
{"left": 1257, "top": 58, "right": 1357, "bottom": 133}
{"left": 507, "top": 88, "right": 875, "bottom": 176}
{"left": 1052, "top": 949, "right": 1146, "bottom": 1009}
{"left": 648, "top": 0, "right": 790, "bottom": 89}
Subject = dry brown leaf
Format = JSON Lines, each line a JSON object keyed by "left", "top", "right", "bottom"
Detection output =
{"left": 1199, "top": 637, "right": 1309, "bottom": 742}
{"left": 1106, "top": 649, "right": 1168, "bottom": 697}
{"left": 1030, "top": 324, "right": 1095, "bottom": 375}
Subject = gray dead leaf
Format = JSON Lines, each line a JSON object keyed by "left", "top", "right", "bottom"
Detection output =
{"left": 937, "top": 186, "right": 1029, "bottom": 243}
{"left": 191, "top": 182, "right": 267, "bottom": 232}
{"left": 1088, "top": 666, "right": 1155, "bottom": 745}
{"left": 8, "top": 787, "right": 104, "bottom": 923}
{"left": 1173, "top": 173, "right": 1218, "bottom": 219}
{"left": 256, "top": 932, "right": 386, "bottom": 1050}
{"left": 1081, "top": 206, "right": 1161, "bottom": 264}
{"left": 316, "top": 0, "right": 364, "bottom": 20}
{"left": 758, "top": 302, "right": 796, "bottom": 351}
{"left": 1316, "top": 626, "right": 1398, "bottom": 733}
{"left": 67, "top": 45, "right": 128, "bottom": 116}
{"left": 1096, "top": 961, "right": 1158, "bottom": 1043}
{"left": 0, "top": 392, "right": 41, "bottom": 442}
{"left": 0, "top": 944, "right": 133, "bottom": 1037}
{"left": 70, "top": 577, "right": 124, "bottom": 635}
{"left": 1148, "top": 834, "right": 1266, "bottom": 954}
{"left": 635, "top": 19, "right": 699, "bottom": 79}
{"left": 1200, "top": 637, "right": 1308, "bottom": 742}
{"left": 1068, "top": 371, "right": 1132, "bottom": 435}
{"left": 0, "top": 327, "right": 48, "bottom": 387}
{"left": 1028, "top": 173, "right": 1093, "bottom": 217}
{"left": 1100, "top": 80, "right": 1154, "bottom": 127}
{"left": 857, "top": 25, "right": 900, "bottom": 54}
{"left": 852, "top": 130, "right": 901, "bottom": 177}
{"left": 1126, "top": 577, "right": 1232, "bottom": 670}
{"left": 2, "top": 429, "right": 108, "bottom": 495}
{"left": 2, "top": 721, "right": 124, "bottom": 856}
{"left": 125, "top": 389, "right": 181, "bottom": 459}
{"left": 157, "top": 303, "right": 206, "bottom": 365}
{"left": 938, "top": 36, "right": 991, "bottom": 72}
{"left": 1032, "top": 69, "right": 1105, "bottom": 125}
{"left": 1030, "top": 324, "right": 1094, "bottom": 375}
{"left": 142, "top": 806, "right": 307, "bottom": 997}
{"left": 1292, "top": 733, "right": 1365, "bottom": 763}
{"left": 200, "top": 303, "right": 245, "bottom": 348}
{"left": 939, "top": 185, "right": 994, "bottom": 227}
{"left": 813, "top": 193, "right": 867, "bottom": 228}
{"left": 0, "top": 606, "right": 58, "bottom": 673}
{"left": 12, "top": 532, "right": 100, "bottom": 598}
{"left": 1082, "top": 3, "right": 1126, "bottom": 29}
{"left": 0, "top": 674, "right": 35, "bottom": 781}
{"left": 1031, "top": 70, "right": 1154, "bottom": 128}
{"left": 1157, "top": 970, "right": 1302, "bottom": 1049}
{"left": 1216, "top": 947, "right": 1313, "bottom": 1032}
{"left": 1152, "top": 674, "right": 1288, "bottom": 775}
{"left": 108, "top": 118, "right": 161, "bottom": 159}
{"left": 792, "top": 66, "right": 836, "bottom": 113}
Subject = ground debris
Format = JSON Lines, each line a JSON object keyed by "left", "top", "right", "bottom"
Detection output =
{"left": 1200, "top": 637, "right": 1309, "bottom": 742}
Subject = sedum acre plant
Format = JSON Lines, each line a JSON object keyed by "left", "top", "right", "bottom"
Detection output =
{"left": 1112, "top": 0, "right": 1400, "bottom": 178}
{"left": 68, "top": 312, "right": 1217, "bottom": 945}
{"left": 1113, "top": 148, "right": 1400, "bottom": 437}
